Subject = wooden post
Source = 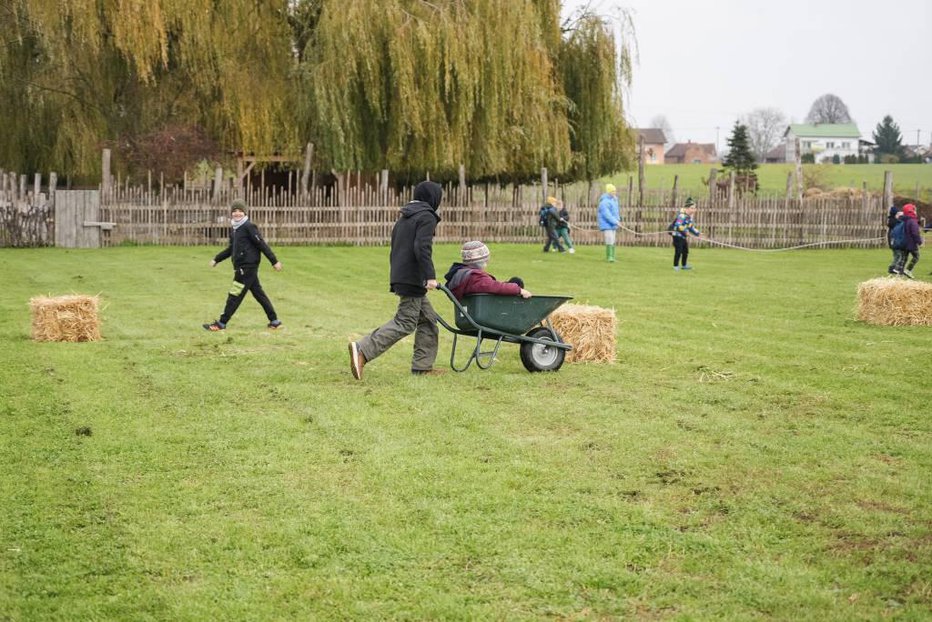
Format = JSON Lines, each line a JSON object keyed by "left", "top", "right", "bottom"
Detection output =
{"left": 102, "top": 149, "right": 111, "bottom": 196}
{"left": 626, "top": 176, "right": 633, "bottom": 208}
{"left": 671, "top": 175, "right": 679, "bottom": 207}
{"left": 300, "top": 142, "right": 314, "bottom": 195}
{"left": 882, "top": 170, "right": 893, "bottom": 210}
{"left": 147, "top": 170, "right": 152, "bottom": 195}
{"left": 541, "top": 167, "right": 548, "bottom": 204}
{"left": 381, "top": 169, "right": 389, "bottom": 194}
{"left": 49, "top": 172, "right": 57, "bottom": 196}
{"left": 214, "top": 167, "right": 223, "bottom": 203}
{"left": 727, "top": 170, "right": 736, "bottom": 211}
{"left": 637, "top": 135, "right": 645, "bottom": 207}
{"left": 33, "top": 173, "right": 41, "bottom": 203}
{"left": 707, "top": 168, "right": 717, "bottom": 206}
{"left": 459, "top": 164, "right": 466, "bottom": 204}
{"left": 20, "top": 174, "right": 27, "bottom": 200}
{"left": 794, "top": 137, "right": 803, "bottom": 202}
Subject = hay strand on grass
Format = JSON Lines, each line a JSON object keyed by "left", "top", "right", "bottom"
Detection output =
{"left": 30, "top": 295, "right": 101, "bottom": 342}
{"left": 856, "top": 278, "right": 932, "bottom": 326}
{"left": 549, "top": 303, "right": 616, "bottom": 363}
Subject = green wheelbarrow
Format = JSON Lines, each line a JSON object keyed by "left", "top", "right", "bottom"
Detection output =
{"left": 435, "top": 284, "right": 573, "bottom": 372}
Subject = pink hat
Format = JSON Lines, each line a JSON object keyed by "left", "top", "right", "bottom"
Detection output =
{"left": 902, "top": 203, "right": 916, "bottom": 217}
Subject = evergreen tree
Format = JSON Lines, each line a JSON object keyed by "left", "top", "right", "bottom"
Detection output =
{"left": 873, "top": 115, "right": 904, "bottom": 161}
{"left": 723, "top": 122, "right": 757, "bottom": 174}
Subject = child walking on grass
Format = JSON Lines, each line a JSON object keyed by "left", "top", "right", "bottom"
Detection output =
{"left": 203, "top": 200, "right": 283, "bottom": 331}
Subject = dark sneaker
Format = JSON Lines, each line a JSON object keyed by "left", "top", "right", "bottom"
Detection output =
{"left": 203, "top": 321, "right": 226, "bottom": 331}
{"left": 412, "top": 368, "right": 446, "bottom": 376}
{"left": 268, "top": 320, "right": 283, "bottom": 329}
{"left": 348, "top": 342, "right": 365, "bottom": 380}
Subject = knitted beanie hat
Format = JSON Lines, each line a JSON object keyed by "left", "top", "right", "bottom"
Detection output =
{"left": 230, "top": 199, "right": 247, "bottom": 213}
{"left": 684, "top": 197, "right": 695, "bottom": 207}
{"left": 605, "top": 183, "right": 617, "bottom": 194}
{"left": 461, "top": 241, "right": 490, "bottom": 265}
{"left": 902, "top": 203, "right": 916, "bottom": 217}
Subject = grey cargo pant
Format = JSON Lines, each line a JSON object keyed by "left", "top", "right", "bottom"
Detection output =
{"left": 357, "top": 295, "right": 439, "bottom": 372}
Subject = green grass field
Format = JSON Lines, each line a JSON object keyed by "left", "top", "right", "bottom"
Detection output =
{"left": 605, "top": 163, "right": 932, "bottom": 200}
{"left": 2, "top": 244, "right": 930, "bottom": 620}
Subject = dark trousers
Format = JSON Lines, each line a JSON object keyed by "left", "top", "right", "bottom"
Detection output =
{"left": 543, "top": 226, "right": 564, "bottom": 252}
{"left": 219, "top": 265, "right": 277, "bottom": 325}
{"left": 893, "top": 249, "right": 920, "bottom": 273}
{"left": 672, "top": 236, "right": 689, "bottom": 266}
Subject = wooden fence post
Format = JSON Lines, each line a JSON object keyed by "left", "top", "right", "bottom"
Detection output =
{"left": 102, "top": 149, "right": 111, "bottom": 196}
{"left": 213, "top": 167, "right": 223, "bottom": 203}
{"left": 707, "top": 168, "right": 717, "bottom": 206}
{"left": 459, "top": 164, "right": 466, "bottom": 204}
{"left": 794, "top": 137, "right": 803, "bottom": 202}
{"left": 882, "top": 170, "right": 893, "bottom": 210}
{"left": 301, "top": 142, "right": 313, "bottom": 195}
{"left": 671, "top": 175, "right": 679, "bottom": 207}
{"left": 637, "top": 135, "right": 645, "bottom": 208}
{"left": 541, "top": 167, "right": 548, "bottom": 204}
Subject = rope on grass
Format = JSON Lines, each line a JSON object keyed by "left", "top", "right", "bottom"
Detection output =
{"left": 570, "top": 222, "right": 885, "bottom": 253}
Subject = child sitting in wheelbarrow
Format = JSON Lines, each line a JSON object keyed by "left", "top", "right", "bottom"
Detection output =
{"left": 444, "top": 241, "right": 532, "bottom": 300}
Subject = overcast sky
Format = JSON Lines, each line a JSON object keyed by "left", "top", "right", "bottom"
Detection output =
{"left": 561, "top": 0, "right": 932, "bottom": 152}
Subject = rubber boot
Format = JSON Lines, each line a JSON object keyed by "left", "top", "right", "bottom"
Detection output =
{"left": 608, "top": 246, "right": 616, "bottom": 263}
{"left": 605, "top": 245, "right": 612, "bottom": 262}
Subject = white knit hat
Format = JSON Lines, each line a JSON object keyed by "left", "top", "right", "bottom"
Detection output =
{"left": 461, "top": 241, "right": 490, "bottom": 264}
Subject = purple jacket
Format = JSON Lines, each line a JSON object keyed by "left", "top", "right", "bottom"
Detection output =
{"left": 902, "top": 216, "right": 923, "bottom": 252}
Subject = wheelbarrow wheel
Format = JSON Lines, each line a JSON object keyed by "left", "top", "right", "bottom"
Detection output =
{"left": 520, "top": 327, "right": 565, "bottom": 372}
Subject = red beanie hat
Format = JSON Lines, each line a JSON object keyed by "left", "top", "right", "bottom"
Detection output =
{"left": 902, "top": 203, "right": 916, "bottom": 217}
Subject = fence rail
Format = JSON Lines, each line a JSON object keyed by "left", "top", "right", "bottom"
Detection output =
{"left": 97, "top": 182, "right": 886, "bottom": 249}
{"left": 1, "top": 172, "right": 888, "bottom": 249}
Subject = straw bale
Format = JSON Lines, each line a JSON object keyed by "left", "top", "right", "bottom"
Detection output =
{"left": 30, "top": 295, "right": 101, "bottom": 342}
{"left": 549, "top": 303, "right": 616, "bottom": 363}
{"left": 856, "top": 278, "right": 932, "bottom": 326}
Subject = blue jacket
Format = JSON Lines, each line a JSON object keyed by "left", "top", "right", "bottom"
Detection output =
{"left": 597, "top": 193, "right": 620, "bottom": 230}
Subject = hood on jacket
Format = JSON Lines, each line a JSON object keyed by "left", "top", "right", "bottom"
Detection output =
{"left": 413, "top": 181, "right": 443, "bottom": 211}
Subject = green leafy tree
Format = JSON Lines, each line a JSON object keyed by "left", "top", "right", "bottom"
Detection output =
{"left": 872, "top": 115, "right": 904, "bottom": 162}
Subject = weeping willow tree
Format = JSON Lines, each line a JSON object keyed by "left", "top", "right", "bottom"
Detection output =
{"left": 298, "top": 0, "right": 574, "bottom": 182}
{"left": 559, "top": 8, "right": 634, "bottom": 181}
{"left": 1, "top": 0, "right": 633, "bottom": 182}
{"left": 0, "top": 0, "right": 297, "bottom": 177}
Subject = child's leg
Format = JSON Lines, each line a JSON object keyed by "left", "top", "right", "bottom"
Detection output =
{"left": 905, "top": 249, "right": 920, "bottom": 271}
{"left": 672, "top": 237, "right": 685, "bottom": 266}
{"left": 893, "top": 249, "right": 907, "bottom": 273}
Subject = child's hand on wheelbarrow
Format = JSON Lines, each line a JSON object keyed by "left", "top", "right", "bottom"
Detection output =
{"left": 426, "top": 279, "right": 439, "bottom": 290}
{"left": 520, "top": 288, "right": 532, "bottom": 299}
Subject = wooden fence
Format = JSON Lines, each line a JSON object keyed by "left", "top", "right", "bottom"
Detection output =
{"left": 0, "top": 172, "right": 53, "bottom": 247}
{"left": 97, "top": 181, "right": 886, "bottom": 250}
{"left": 0, "top": 170, "right": 888, "bottom": 249}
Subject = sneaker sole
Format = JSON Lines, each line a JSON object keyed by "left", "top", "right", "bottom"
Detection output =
{"left": 349, "top": 342, "right": 363, "bottom": 380}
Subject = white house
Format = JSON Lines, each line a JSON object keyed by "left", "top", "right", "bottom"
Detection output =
{"left": 784, "top": 123, "right": 861, "bottom": 162}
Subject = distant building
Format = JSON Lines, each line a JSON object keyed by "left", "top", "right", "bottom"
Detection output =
{"left": 665, "top": 141, "right": 717, "bottom": 164}
{"left": 764, "top": 143, "right": 786, "bottom": 164}
{"left": 784, "top": 123, "right": 860, "bottom": 162}
{"left": 634, "top": 128, "right": 667, "bottom": 164}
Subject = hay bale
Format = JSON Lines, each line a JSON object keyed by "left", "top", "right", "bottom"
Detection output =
{"left": 30, "top": 295, "right": 101, "bottom": 342}
{"left": 549, "top": 303, "right": 616, "bottom": 363}
{"left": 856, "top": 279, "right": 932, "bottom": 326}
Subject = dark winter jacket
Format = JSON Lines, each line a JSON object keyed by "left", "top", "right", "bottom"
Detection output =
{"left": 214, "top": 220, "right": 278, "bottom": 268}
{"left": 902, "top": 215, "right": 923, "bottom": 252}
{"left": 443, "top": 263, "right": 521, "bottom": 300}
{"left": 557, "top": 207, "right": 570, "bottom": 230}
{"left": 887, "top": 206, "right": 901, "bottom": 248}
{"left": 389, "top": 181, "right": 442, "bottom": 297}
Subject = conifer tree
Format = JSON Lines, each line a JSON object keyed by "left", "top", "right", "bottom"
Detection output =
{"left": 872, "top": 115, "right": 904, "bottom": 161}
{"left": 723, "top": 122, "right": 757, "bottom": 174}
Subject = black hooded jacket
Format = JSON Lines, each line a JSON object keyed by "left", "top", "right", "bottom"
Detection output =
{"left": 389, "top": 181, "right": 442, "bottom": 297}
{"left": 214, "top": 219, "right": 278, "bottom": 268}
